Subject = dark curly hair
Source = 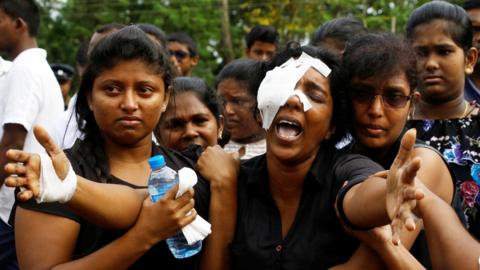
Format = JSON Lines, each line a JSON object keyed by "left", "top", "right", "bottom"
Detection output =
{"left": 265, "top": 42, "right": 347, "bottom": 145}
{"left": 342, "top": 32, "right": 417, "bottom": 92}
{"left": 75, "top": 25, "right": 176, "bottom": 182}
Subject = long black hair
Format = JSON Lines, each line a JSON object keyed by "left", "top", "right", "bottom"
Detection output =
{"left": 75, "top": 25, "right": 176, "bottom": 182}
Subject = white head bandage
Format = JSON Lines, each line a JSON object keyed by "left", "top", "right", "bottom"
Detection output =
{"left": 257, "top": 52, "right": 331, "bottom": 129}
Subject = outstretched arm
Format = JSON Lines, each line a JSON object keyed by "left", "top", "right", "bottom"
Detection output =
{"left": 5, "top": 125, "right": 148, "bottom": 229}
{"left": 418, "top": 187, "right": 480, "bottom": 270}
{"left": 340, "top": 129, "right": 424, "bottom": 241}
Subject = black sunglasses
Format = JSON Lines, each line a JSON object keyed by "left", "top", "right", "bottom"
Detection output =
{"left": 169, "top": 50, "right": 190, "bottom": 60}
{"left": 350, "top": 91, "right": 413, "bottom": 108}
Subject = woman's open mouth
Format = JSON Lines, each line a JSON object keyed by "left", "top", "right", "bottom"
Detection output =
{"left": 275, "top": 119, "right": 303, "bottom": 142}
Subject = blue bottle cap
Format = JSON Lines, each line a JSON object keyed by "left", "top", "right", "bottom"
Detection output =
{"left": 148, "top": 155, "right": 166, "bottom": 169}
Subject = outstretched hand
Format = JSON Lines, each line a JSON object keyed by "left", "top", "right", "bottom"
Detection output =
{"left": 386, "top": 129, "right": 424, "bottom": 245}
{"left": 4, "top": 125, "right": 71, "bottom": 201}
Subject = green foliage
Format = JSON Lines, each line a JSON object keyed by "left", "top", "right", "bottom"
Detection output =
{"left": 36, "top": 0, "right": 452, "bottom": 85}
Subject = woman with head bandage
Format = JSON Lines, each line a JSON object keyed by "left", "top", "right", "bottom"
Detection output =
{"left": 4, "top": 26, "right": 238, "bottom": 270}
{"left": 189, "top": 43, "right": 425, "bottom": 269}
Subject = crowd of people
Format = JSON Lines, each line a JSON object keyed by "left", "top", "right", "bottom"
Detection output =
{"left": 0, "top": 0, "right": 479, "bottom": 269}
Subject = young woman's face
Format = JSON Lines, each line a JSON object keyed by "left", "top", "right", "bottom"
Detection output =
{"left": 217, "top": 78, "right": 263, "bottom": 142}
{"left": 350, "top": 72, "right": 413, "bottom": 151}
{"left": 411, "top": 20, "right": 475, "bottom": 103}
{"left": 267, "top": 68, "right": 334, "bottom": 163}
{"left": 158, "top": 91, "right": 222, "bottom": 151}
{"left": 88, "top": 59, "right": 168, "bottom": 146}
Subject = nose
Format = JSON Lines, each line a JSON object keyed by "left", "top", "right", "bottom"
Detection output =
{"left": 223, "top": 101, "right": 236, "bottom": 116}
{"left": 260, "top": 53, "right": 269, "bottom": 61}
{"left": 183, "top": 122, "right": 199, "bottom": 139}
{"left": 285, "top": 94, "right": 303, "bottom": 111}
{"left": 367, "top": 95, "right": 384, "bottom": 118}
{"left": 120, "top": 90, "right": 138, "bottom": 113}
{"left": 425, "top": 54, "right": 439, "bottom": 72}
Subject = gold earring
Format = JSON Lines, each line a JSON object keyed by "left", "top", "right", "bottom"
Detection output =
{"left": 218, "top": 130, "right": 223, "bottom": 139}
{"left": 466, "top": 67, "right": 474, "bottom": 74}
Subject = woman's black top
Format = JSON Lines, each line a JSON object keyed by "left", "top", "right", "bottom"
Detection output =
{"left": 16, "top": 140, "right": 210, "bottom": 270}
{"left": 346, "top": 135, "right": 462, "bottom": 269}
{"left": 230, "top": 144, "right": 383, "bottom": 270}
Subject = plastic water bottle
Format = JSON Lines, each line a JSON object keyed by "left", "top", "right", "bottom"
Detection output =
{"left": 147, "top": 155, "right": 202, "bottom": 259}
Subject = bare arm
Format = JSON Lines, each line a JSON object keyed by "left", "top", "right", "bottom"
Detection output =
{"left": 5, "top": 125, "right": 144, "bottom": 229}
{"left": 0, "top": 124, "right": 27, "bottom": 186}
{"left": 15, "top": 186, "right": 195, "bottom": 270}
{"left": 418, "top": 188, "right": 480, "bottom": 270}
{"left": 197, "top": 146, "right": 240, "bottom": 270}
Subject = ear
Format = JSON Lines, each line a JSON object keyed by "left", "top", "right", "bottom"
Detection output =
{"left": 217, "top": 115, "right": 225, "bottom": 139}
{"left": 15, "top": 17, "right": 28, "bottom": 34}
{"left": 465, "top": 47, "right": 478, "bottom": 75}
{"left": 408, "top": 91, "right": 421, "bottom": 119}
{"left": 161, "top": 91, "right": 170, "bottom": 113}
{"left": 87, "top": 92, "right": 93, "bottom": 111}
{"left": 191, "top": 55, "right": 199, "bottom": 67}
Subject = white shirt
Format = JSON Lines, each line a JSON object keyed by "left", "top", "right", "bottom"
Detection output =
{"left": 223, "top": 139, "right": 266, "bottom": 160}
{"left": 52, "top": 93, "right": 83, "bottom": 149}
{"left": 0, "top": 49, "right": 64, "bottom": 224}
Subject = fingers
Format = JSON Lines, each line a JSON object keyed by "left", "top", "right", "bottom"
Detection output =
{"left": 401, "top": 157, "right": 422, "bottom": 185}
{"left": 172, "top": 188, "right": 194, "bottom": 209}
{"left": 178, "top": 209, "right": 197, "bottom": 228}
{"left": 163, "top": 184, "right": 179, "bottom": 200}
{"left": 372, "top": 170, "right": 388, "bottom": 179}
{"left": 5, "top": 149, "right": 31, "bottom": 163}
{"left": 4, "top": 162, "right": 27, "bottom": 175}
{"left": 4, "top": 175, "right": 28, "bottom": 187}
{"left": 391, "top": 218, "right": 402, "bottom": 245}
{"left": 392, "top": 129, "right": 417, "bottom": 168}
{"left": 33, "top": 125, "right": 63, "bottom": 157}
{"left": 16, "top": 189, "right": 34, "bottom": 201}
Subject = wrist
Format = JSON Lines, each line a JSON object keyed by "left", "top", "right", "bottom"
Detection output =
{"left": 128, "top": 224, "right": 161, "bottom": 251}
{"left": 209, "top": 175, "right": 237, "bottom": 192}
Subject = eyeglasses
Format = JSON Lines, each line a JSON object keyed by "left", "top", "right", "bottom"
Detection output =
{"left": 168, "top": 50, "right": 190, "bottom": 61}
{"left": 350, "top": 91, "right": 413, "bottom": 108}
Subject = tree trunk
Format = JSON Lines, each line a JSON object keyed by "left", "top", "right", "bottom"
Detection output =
{"left": 220, "top": 0, "right": 234, "bottom": 63}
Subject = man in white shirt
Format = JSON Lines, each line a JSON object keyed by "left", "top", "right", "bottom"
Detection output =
{"left": 0, "top": 1, "right": 64, "bottom": 268}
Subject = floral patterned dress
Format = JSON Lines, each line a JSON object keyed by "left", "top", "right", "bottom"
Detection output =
{"left": 408, "top": 113, "right": 480, "bottom": 239}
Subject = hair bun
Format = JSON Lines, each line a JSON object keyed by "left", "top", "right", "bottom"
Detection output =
{"left": 286, "top": 41, "right": 302, "bottom": 58}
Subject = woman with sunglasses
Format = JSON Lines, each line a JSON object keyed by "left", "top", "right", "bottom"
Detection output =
{"left": 406, "top": 1, "right": 480, "bottom": 240}
{"left": 343, "top": 32, "right": 456, "bottom": 268}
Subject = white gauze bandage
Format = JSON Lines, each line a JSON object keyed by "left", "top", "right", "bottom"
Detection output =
{"left": 257, "top": 52, "right": 332, "bottom": 129}
{"left": 36, "top": 153, "right": 77, "bottom": 204}
{"left": 176, "top": 168, "right": 212, "bottom": 245}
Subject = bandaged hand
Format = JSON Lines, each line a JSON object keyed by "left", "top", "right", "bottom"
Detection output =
{"left": 4, "top": 125, "right": 77, "bottom": 203}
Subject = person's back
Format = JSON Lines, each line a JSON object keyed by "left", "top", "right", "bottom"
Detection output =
{"left": 0, "top": 1, "right": 63, "bottom": 268}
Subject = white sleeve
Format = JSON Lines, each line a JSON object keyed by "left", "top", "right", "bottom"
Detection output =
{"left": 2, "top": 64, "right": 42, "bottom": 131}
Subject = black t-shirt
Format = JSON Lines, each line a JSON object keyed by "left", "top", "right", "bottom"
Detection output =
{"left": 16, "top": 140, "right": 210, "bottom": 270}
{"left": 230, "top": 145, "right": 383, "bottom": 270}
